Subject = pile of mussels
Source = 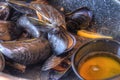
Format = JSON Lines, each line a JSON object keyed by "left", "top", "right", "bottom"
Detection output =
{"left": 0, "top": 0, "right": 93, "bottom": 75}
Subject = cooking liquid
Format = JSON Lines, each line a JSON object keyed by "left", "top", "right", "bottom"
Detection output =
{"left": 78, "top": 52, "right": 120, "bottom": 80}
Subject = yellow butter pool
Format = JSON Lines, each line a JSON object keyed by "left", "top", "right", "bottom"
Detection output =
{"left": 78, "top": 55, "right": 120, "bottom": 80}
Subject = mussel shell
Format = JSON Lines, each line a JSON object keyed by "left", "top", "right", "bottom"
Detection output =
{"left": 0, "top": 38, "right": 51, "bottom": 65}
{"left": 0, "top": 21, "right": 23, "bottom": 41}
{"left": 18, "top": 14, "right": 61, "bottom": 38}
{"left": 30, "top": 3, "right": 66, "bottom": 30}
{"left": 48, "top": 27, "right": 76, "bottom": 55}
{"left": 27, "top": 14, "right": 62, "bottom": 34}
{"left": 65, "top": 32, "right": 76, "bottom": 52}
{"left": 9, "top": 1, "right": 67, "bottom": 34}
{"left": 26, "top": 14, "right": 53, "bottom": 33}
{"left": 8, "top": 6, "right": 23, "bottom": 22}
{"left": 66, "top": 7, "right": 93, "bottom": 33}
{"left": 66, "top": 7, "right": 92, "bottom": 20}
{"left": 0, "top": 21, "right": 11, "bottom": 41}
{"left": 7, "top": 0, "right": 36, "bottom": 15}
{"left": 48, "top": 32, "right": 68, "bottom": 55}
{"left": 0, "top": 2, "right": 9, "bottom": 20}
{"left": 0, "top": 53, "right": 5, "bottom": 71}
{"left": 18, "top": 15, "right": 41, "bottom": 38}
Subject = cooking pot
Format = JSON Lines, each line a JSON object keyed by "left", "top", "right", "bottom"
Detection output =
{"left": 72, "top": 39, "right": 120, "bottom": 79}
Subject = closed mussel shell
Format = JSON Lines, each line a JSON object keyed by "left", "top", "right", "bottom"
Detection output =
{"left": 0, "top": 38, "right": 51, "bottom": 65}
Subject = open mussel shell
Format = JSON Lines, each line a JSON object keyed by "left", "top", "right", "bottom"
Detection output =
{"left": 0, "top": 53, "right": 5, "bottom": 71}
{"left": 64, "top": 32, "right": 76, "bottom": 53}
{"left": 48, "top": 27, "right": 76, "bottom": 55}
{"left": 27, "top": 15, "right": 62, "bottom": 35}
{"left": 0, "top": 2, "right": 9, "bottom": 20}
{"left": 66, "top": 7, "right": 93, "bottom": 33}
{"left": 42, "top": 36, "right": 85, "bottom": 71}
{"left": 26, "top": 14, "right": 52, "bottom": 32}
{"left": 48, "top": 32, "right": 68, "bottom": 55}
{"left": 58, "top": 28, "right": 76, "bottom": 54}
{"left": 30, "top": 3, "right": 66, "bottom": 30}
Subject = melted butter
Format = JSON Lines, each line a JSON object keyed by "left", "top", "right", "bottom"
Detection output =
{"left": 78, "top": 56, "right": 120, "bottom": 80}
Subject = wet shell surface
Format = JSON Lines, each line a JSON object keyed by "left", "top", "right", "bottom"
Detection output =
{"left": 48, "top": 27, "right": 76, "bottom": 55}
{"left": 0, "top": 37, "right": 51, "bottom": 65}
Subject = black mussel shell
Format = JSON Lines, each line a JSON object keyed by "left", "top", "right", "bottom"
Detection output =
{"left": 27, "top": 14, "right": 62, "bottom": 34}
{"left": 7, "top": 0, "right": 36, "bottom": 15}
{"left": 8, "top": 6, "right": 23, "bottom": 22}
{"left": 18, "top": 14, "right": 60, "bottom": 38}
{"left": 0, "top": 38, "right": 51, "bottom": 65}
{"left": 0, "top": 2, "right": 9, "bottom": 20}
{"left": 30, "top": 3, "right": 66, "bottom": 30}
{"left": 66, "top": 7, "right": 93, "bottom": 33}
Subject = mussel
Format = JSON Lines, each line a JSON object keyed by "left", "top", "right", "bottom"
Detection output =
{"left": 12, "top": 2, "right": 76, "bottom": 55}
{"left": 28, "top": 3, "right": 76, "bottom": 55}
{"left": 8, "top": 0, "right": 50, "bottom": 38}
{"left": 18, "top": 14, "right": 76, "bottom": 55}
{"left": 0, "top": 37, "right": 51, "bottom": 65}
{"left": 7, "top": 0, "right": 35, "bottom": 15}
{"left": 30, "top": 3, "right": 66, "bottom": 30}
{"left": 6, "top": 0, "right": 35, "bottom": 22}
{"left": 66, "top": 7, "right": 93, "bottom": 33}
{"left": 0, "top": 20, "right": 23, "bottom": 41}
{"left": 7, "top": 0, "right": 76, "bottom": 56}
{"left": 48, "top": 27, "right": 76, "bottom": 55}
{"left": 7, "top": 1, "right": 66, "bottom": 33}
{"left": 18, "top": 15, "right": 41, "bottom": 38}
{"left": 0, "top": 2, "right": 9, "bottom": 20}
